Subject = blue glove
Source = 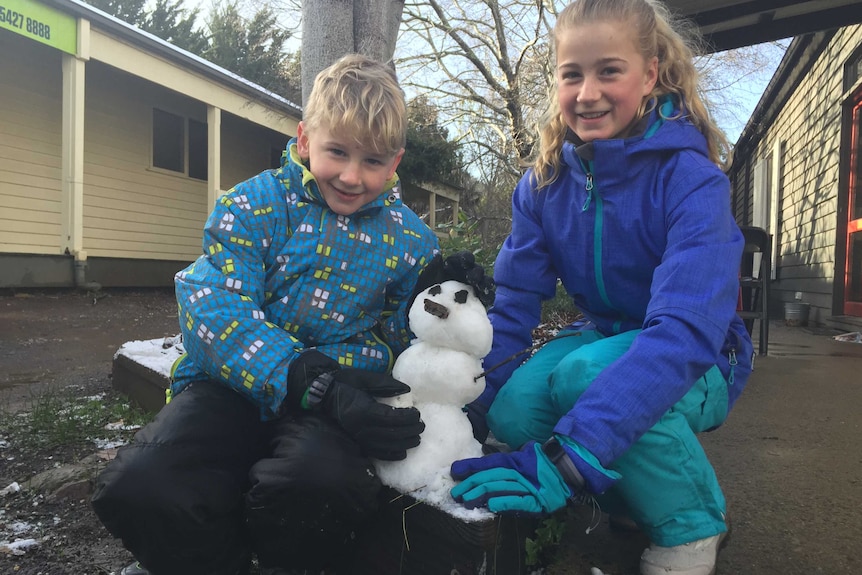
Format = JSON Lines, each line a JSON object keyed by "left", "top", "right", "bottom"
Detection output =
{"left": 450, "top": 438, "right": 584, "bottom": 515}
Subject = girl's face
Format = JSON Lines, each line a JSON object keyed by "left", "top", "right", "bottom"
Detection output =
{"left": 555, "top": 20, "right": 658, "bottom": 142}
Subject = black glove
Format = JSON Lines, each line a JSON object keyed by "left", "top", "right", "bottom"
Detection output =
{"left": 287, "top": 350, "right": 425, "bottom": 460}
{"left": 413, "top": 251, "right": 496, "bottom": 308}
{"left": 463, "top": 401, "right": 490, "bottom": 443}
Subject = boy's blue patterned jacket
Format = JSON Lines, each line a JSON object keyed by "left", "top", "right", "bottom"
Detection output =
{"left": 172, "top": 140, "right": 440, "bottom": 420}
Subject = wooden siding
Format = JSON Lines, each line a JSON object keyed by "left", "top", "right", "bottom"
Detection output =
{"left": 220, "top": 112, "right": 291, "bottom": 191}
{"left": 0, "top": 31, "right": 63, "bottom": 255}
{"left": 733, "top": 26, "right": 862, "bottom": 325}
{"left": 83, "top": 62, "right": 208, "bottom": 261}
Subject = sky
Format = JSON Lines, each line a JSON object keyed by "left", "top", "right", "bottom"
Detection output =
{"left": 709, "top": 41, "right": 791, "bottom": 144}
{"left": 176, "top": 0, "right": 789, "bottom": 147}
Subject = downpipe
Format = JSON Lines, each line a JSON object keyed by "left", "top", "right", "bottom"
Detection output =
{"left": 73, "top": 251, "right": 102, "bottom": 291}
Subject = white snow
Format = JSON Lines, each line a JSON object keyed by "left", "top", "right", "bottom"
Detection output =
{"left": 0, "top": 537, "right": 40, "bottom": 555}
{"left": 0, "top": 515, "right": 40, "bottom": 557}
{"left": 114, "top": 335, "right": 185, "bottom": 377}
{"left": 93, "top": 438, "right": 130, "bottom": 450}
{"left": 1, "top": 482, "right": 21, "bottom": 497}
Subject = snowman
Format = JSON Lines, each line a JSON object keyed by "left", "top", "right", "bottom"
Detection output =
{"left": 375, "top": 280, "right": 494, "bottom": 505}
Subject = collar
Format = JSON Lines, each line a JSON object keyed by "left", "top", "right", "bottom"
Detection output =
{"left": 283, "top": 139, "right": 403, "bottom": 212}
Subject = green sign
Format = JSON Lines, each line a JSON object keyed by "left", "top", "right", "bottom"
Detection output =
{"left": 0, "top": 0, "right": 77, "bottom": 54}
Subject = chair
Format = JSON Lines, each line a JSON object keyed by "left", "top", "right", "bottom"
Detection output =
{"left": 737, "top": 226, "right": 771, "bottom": 356}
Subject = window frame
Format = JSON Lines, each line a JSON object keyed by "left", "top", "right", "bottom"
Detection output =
{"left": 151, "top": 107, "right": 208, "bottom": 181}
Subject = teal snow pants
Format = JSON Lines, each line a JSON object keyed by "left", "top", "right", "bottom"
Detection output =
{"left": 486, "top": 329, "right": 729, "bottom": 547}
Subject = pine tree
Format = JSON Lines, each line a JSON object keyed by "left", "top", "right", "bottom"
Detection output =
{"left": 203, "top": 2, "right": 297, "bottom": 99}
{"left": 86, "top": 0, "right": 147, "bottom": 25}
{"left": 142, "top": 0, "right": 208, "bottom": 56}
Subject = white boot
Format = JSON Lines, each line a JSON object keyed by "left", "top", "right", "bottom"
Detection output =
{"left": 639, "top": 530, "right": 728, "bottom": 575}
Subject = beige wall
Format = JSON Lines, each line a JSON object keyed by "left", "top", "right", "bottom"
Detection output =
{"left": 83, "top": 61, "right": 208, "bottom": 261}
{"left": 0, "top": 31, "right": 64, "bottom": 255}
{"left": 221, "top": 112, "right": 290, "bottom": 190}
{"left": 733, "top": 26, "right": 862, "bottom": 326}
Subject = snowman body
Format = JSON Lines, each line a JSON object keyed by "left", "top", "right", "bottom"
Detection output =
{"left": 375, "top": 280, "right": 493, "bottom": 499}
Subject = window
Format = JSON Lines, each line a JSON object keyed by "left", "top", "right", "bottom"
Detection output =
{"left": 188, "top": 119, "right": 208, "bottom": 180}
{"left": 752, "top": 142, "right": 782, "bottom": 280}
{"left": 152, "top": 108, "right": 208, "bottom": 180}
{"left": 152, "top": 109, "right": 184, "bottom": 173}
{"left": 843, "top": 43, "right": 862, "bottom": 94}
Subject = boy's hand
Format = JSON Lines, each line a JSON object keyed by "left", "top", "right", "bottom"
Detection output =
{"left": 288, "top": 351, "right": 424, "bottom": 460}
{"left": 323, "top": 369, "right": 425, "bottom": 460}
{"left": 413, "top": 251, "right": 496, "bottom": 308}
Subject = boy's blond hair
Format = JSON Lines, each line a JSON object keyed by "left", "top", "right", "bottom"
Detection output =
{"left": 533, "top": 0, "right": 730, "bottom": 189}
{"left": 303, "top": 54, "right": 407, "bottom": 156}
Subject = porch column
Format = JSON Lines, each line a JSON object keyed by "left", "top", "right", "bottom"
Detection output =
{"left": 207, "top": 105, "right": 222, "bottom": 209}
{"left": 61, "top": 18, "right": 89, "bottom": 262}
{"left": 428, "top": 191, "right": 437, "bottom": 230}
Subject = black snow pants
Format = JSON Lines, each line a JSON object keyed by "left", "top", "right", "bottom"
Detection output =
{"left": 91, "top": 381, "right": 382, "bottom": 575}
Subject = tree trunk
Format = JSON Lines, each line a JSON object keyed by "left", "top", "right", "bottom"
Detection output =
{"left": 301, "top": 0, "right": 353, "bottom": 105}
{"left": 301, "top": 0, "right": 405, "bottom": 105}
{"left": 354, "top": 0, "right": 404, "bottom": 64}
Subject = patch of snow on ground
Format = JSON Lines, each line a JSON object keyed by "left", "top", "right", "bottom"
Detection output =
{"left": 93, "top": 438, "right": 129, "bottom": 450}
{"left": 0, "top": 537, "right": 41, "bottom": 555}
{"left": 0, "top": 516, "right": 40, "bottom": 556}
{"left": 1, "top": 482, "right": 20, "bottom": 496}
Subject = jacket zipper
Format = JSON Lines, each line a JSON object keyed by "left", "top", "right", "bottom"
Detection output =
{"left": 581, "top": 172, "right": 594, "bottom": 212}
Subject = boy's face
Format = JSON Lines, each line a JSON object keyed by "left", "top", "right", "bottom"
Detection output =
{"left": 555, "top": 20, "right": 658, "bottom": 142}
{"left": 296, "top": 122, "right": 404, "bottom": 216}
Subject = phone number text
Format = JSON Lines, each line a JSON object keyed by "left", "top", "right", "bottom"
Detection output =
{"left": 0, "top": 5, "right": 52, "bottom": 40}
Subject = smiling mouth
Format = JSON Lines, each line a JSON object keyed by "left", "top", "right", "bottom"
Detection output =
{"left": 331, "top": 185, "right": 362, "bottom": 198}
{"left": 579, "top": 111, "right": 607, "bottom": 119}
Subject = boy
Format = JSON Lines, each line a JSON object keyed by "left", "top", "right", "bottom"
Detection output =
{"left": 92, "top": 54, "right": 487, "bottom": 575}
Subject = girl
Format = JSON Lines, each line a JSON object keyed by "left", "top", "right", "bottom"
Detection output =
{"left": 450, "top": 1, "right": 753, "bottom": 574}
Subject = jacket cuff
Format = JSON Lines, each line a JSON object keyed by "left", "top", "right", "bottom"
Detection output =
{"left": 555, "top": 434, "right": 621, "bottom": 495}
{"left": 285, "top": 349, "right": 340, "bottom": 410}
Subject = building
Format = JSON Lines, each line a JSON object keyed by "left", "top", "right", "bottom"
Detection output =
{"left": 1, "top": 0, "right": 301, "bottom": 288}
{"left": 729, "top": 25, "right": 862, "bottom": 332}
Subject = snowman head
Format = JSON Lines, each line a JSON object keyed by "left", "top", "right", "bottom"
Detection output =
{"left": 408, "top": 280, "right": 493, "bottom": 358}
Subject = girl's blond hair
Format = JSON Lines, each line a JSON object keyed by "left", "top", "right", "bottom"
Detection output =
{"left": 533, "top": 0, "right": 730, "bottom": 189}
{"left": 303, "top": 54, "right": 406, "bottom": 156}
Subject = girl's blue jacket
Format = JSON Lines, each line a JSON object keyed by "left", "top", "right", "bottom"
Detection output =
{"left": 172, "top": 140, "right": 440, "bottom": 420}
{"left": 482, "top": 104, "right": 754, "bottom": 467}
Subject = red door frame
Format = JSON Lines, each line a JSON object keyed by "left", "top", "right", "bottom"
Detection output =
{"left": 844, "top": 93, "right": 862, "bottom": 316}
